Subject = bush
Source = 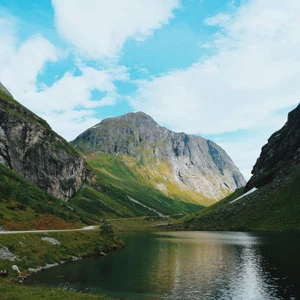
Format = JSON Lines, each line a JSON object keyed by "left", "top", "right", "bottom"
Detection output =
{"left": 100, "top": 220, "right": 115, "bottom": 239}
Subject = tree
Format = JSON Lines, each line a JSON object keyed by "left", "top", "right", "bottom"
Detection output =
{"left": 100, "top": 220, "right": 115, "bottom": 239}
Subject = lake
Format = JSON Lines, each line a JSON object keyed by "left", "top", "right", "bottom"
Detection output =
{"left": 26, "top": 231, "right": 300, "bottom": 299}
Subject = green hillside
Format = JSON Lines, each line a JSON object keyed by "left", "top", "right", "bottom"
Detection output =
{"left": 0, "top": 163, "right": 100, "bottom": 230}
{"left": 70, "top": 153, "right": 205, "bottom": 218}
{"left": 179, "top": 165, "right": 300, "bottom": 231}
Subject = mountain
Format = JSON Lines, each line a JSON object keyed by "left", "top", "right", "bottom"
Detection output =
{"left": 246, "top": 103, "right": 300, "bottom": 191}
{"left": 0, "top": 162, "right": 96, "bottom": 230}
{"left": 71, "top": 112, "right": 245, "bottom": 208}
{"left": 179, "top": 103, "right": 300, "bottom": 231}
{"left": 0, "top": 84, "right": 200, "bottom": 222}
{"left": 0, "top": 84, "right": 88, "bottom": 201}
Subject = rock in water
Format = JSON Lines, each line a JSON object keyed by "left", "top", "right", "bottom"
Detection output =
{"left": 71, "top": 112, "right": 245, "bottom": 201}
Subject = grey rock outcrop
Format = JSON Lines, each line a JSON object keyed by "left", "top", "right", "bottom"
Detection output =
{"left": 246, "top": 103, "right": 300, "bottom": 191}
{"left": 72, "top": 112, "right": 246, "bottom": 200}
{"left": 0, "top": 84, "right": 88, "bottom": 201}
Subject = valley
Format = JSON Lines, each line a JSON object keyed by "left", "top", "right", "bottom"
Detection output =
{"left": 0, "top": 85, "right": 300, "bottom": 300}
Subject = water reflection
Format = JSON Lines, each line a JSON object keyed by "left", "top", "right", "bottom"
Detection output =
{"left": 27, "top": 231, "right": 300, "bottom": 299}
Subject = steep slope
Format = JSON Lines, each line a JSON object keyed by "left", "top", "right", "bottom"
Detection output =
{"left": 179, "top": 104, "right": 300, "bottom": 231}
{"left": 0, "top": 86, "right": 88, "bottom": 201}
{"left": 72, "top": 153, "right": 205, "bottom": 216}
{"left": 246, "top": 103, "right": 300, "bottom": 191}
{"left": 71, "top": 112, "right": 245, "bottom": 208}
{"left": 0, "top": 162, "right": 98, "bottom": 230}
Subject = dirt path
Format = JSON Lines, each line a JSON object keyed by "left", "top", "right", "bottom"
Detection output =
{"left": 0, "top": 225, "right": 98, "bottom": 235}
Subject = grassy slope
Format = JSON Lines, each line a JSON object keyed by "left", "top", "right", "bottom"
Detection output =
{"left": 0, "top": 230, "right": 121, "bottom": 275}
{"left": 74, "top": 153, "right": 207, "bottom": 217}
{"left": 0, "top": 163, "right": 102, "bottom": 230}
{"left": 0, "top": 284, "right": 107, "bottom": 300}
{"left": 0, "top": 230, "right": 122, "bottom": 300}
{"left": 180, "top": 166, "right": 300, "bottom": 231}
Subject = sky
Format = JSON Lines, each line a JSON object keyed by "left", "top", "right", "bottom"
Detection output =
{"left": 0, "top": 0, "right": 299, "bottom": 180}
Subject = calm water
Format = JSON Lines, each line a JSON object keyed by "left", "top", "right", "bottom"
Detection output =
{"left": 27, "top": 231, "right": 300, "bottom": 299}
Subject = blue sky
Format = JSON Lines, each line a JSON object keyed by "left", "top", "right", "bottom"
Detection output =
{"left": 0, "top": 0, "right": 299, "bottom": 180}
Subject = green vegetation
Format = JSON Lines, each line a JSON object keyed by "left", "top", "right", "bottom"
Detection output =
{"left": 0, "top": 284, "right": 107, "bottom": 300}
{"left": 0, "top": 163, "right": 100, "bottom": 230}
{"left": 100, "top": 220, "right": 115, "bottom": 239}
{"left": 0, "top": 230, "right": 122, "bottom": 276}
{"left": 180, "top": 166, "right": 300, "bottom": 231}
{"left": 72, "top": 153, "right": 206, "bottom": 218}
{"left": 110, "top": 216, "right": 168, "bottom": 232}
{"left": 0, "top": 229, "right": 122, "bottom": 300}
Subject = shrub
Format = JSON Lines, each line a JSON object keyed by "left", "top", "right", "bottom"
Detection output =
{"left": 100, "top": 220, "right": 115, "bottom": 239}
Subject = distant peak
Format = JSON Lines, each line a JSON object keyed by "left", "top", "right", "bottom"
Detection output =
{"left": 124, "top": 111, "right": 153, "bottom": 118}
{"left": 100, "top": 111, "right": 157, "bottom": 124}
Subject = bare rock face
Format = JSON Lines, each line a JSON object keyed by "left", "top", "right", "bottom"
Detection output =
{"left": 246, "top": 103, "right": 300, "bottom": 191}
{"left": 0, "top": 84, "right": 88, "bottom": 201}
{"left": 71, "top": 112, "right": 246, "bottom": 200}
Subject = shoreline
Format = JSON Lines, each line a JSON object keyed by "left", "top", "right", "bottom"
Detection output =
{"left": 0, "top": 229, "right": 124, "bottom": 299}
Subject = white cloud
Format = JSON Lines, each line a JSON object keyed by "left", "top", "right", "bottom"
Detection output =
{"left": 52, "top": 0, "right": 180, "bottom": 60}
{"left": 1, "top": 35, "right": 58, "bottom": 95}
{"left": 1, "top": 0, "right": 180, "bottom": 141}
{"left": 18, "top": 64, "right": 129, "bottom": 140}
{"left": 0, "top": 14, "right": 130, "bottom": 141}
{"left": 22, "top": 65, "right": 128, "bottom": 112}
{"left": 40, "top": 110, "right": 100, "bottom": 141}
{"left": 0, "top": 16, "right": 58, "bottom": 96}
{"left": 130, "top": 0, "right": 300, "bottom": 178}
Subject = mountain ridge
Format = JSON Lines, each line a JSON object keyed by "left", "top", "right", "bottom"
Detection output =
{"left": 246, "top": 103, "right": 300, "bottom": 191}
{"left": 0, "top": 85, "right": 88, "bottom": 201}
{"left": 178, "top": 103, "right": 300, "bottom": 231}
{"left": 71, "top": 111, "right": 246, "bottom": 202}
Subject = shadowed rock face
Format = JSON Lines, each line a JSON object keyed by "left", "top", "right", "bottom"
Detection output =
{"left": 71, "top": 112, "right": 246, "bottom": 200}
{"left": 0, "top": 83, "right": 88, "bottom": 201}
{"left": 246, "top": 103, "right": 300, "bottom": 191}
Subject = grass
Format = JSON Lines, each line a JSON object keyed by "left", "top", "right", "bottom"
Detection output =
{"left": 0, "top": 229, "right": 122, "bottom": 300}
{"left": 0, "top": 163, "right": 101, "bottom": 230}
{"left": 110, "top": 216, "right": 167, "bottom": 232}
{"left": 0, "top": 230, "right": 122, "bottom": 275}
{"left": 179, "top": 165, "right": 300, "bottom": 231}
{"left": 78, "top": 153, "right": 207, "bottom": 218}
{"left": 0, "top": 283, "right": 108, "bottom": 300}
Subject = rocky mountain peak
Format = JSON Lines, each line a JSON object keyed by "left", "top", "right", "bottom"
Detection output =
{"left": 246, "top": 103, "right": 300, "bottom": 191}
{"left": 99, "top": 111, "right": 159, "bottom": 128}
{"left": 72, "top": 112, "right": 246, "bottom": 201}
